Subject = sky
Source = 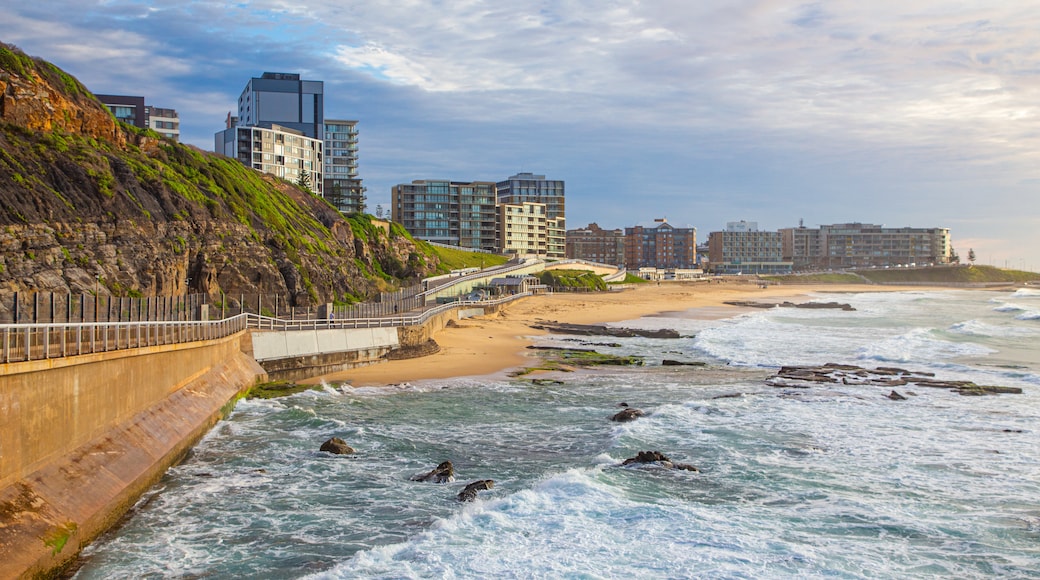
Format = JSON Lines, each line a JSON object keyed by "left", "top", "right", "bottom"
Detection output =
{"left": 2, "top": 1, "right": 1038, "bottom": 269}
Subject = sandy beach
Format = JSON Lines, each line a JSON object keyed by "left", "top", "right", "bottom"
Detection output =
{"left": 305, "top": 281, "right": 942, "bottom": 387}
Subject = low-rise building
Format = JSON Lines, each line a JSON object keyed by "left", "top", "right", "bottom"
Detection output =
{"left": 623, "top": 219, "right": 697, "bottom": 269}
{"left": 708, "top": 221, "right": 791, "bottom": 275}
{"left": 566, "top": 223, "right": 625, "bottom": 266}
{"left": 780, "top": 223, "right": 952, "bottom": 270}
{"left": 97, "top": 94, "right": 179, "bottom": 141}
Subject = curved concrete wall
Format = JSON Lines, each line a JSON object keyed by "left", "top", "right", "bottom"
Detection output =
{"left": 0, "top": 333, "right": 266, "bottom": 578}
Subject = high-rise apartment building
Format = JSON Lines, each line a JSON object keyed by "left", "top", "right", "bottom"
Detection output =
{"left": 235, "top": 72, "right": 323, "bottom": 139}
{"left": 566, "top": 223, "right": 625, "bottom": 265}
{"left": 323, "top": 119, "right": 364, "bottom": 214}
{"left": 391, "top": 180, "right": 498, "bottom": 251}
{"left": 624, "top": 219, "right": 697, "bottom": 269}
{"left": 216, "top": 72, "right": 331, "bottom": 197}
{"left": 708, "top": 221, "right": 790, "bottom": 274}
{"left": 97, "top": 94, "right": 180, "bottom": 141}
{"left": 499, "top": 202, "right": 549, "bottom": 257}
{"left": 393, "top": 173, "right": 564, "bottom": 256}
{"left": 780, "top": 223, "right": 951, "bottom": 270}
{"left": 496, "top": 173, "right": 565, "bottom": 220}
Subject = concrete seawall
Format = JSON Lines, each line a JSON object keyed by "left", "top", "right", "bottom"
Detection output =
{"left": 0, "top": 300, "right": 511, "bottom": 577}
{"left": 0, "top": 332, "right": 266, "bottom": 578}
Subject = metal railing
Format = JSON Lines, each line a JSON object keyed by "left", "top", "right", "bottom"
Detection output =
{"left": 0, "top": 316, "right": 248, "bottom": 364}
{"left": 0, "top": 293, "right": 531, "bottom": 364}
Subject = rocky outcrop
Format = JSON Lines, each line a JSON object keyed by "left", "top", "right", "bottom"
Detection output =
{"left": 411, "top": 461, "right": 455, "bottom": 483}
{"left": 456, "top": 479, "right": 494, "bottom": 502}
{"left": 724, "top": 300, "right": 855, "bottom": 311}
{"left": 620, "top": 451, "right": 699, "bottom": 472}
{"left": 0, "top": 43, "right": 438, "bottom": 312}
{"left": 766, "top": 363, "right": 1022, "bottom": 395}
{"left": 528, "top": 322, "right": 683, "bottom": 339}
{"left": 319, "top": 437, "right": 355, "bottom": 455}
{"left": 661, "top": 359, "right": 707, "bottom": 367}
{"left": 610, "top": 408, "right": 645, "bottom": 422}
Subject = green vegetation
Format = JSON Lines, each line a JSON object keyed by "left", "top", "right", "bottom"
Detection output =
{"left": 856, "top": 265, "right": 1038, "bottom": 284}
{"left": 0, "top": 44, "right": 34, "bottom": 78}
{"left": 422, "top": 242, "right": 508, "bottom": 274}
{"left": 43, "top": 521, "right": 78, "bottom": 555}
{"left": 512, "top": 348, "right": 644, "bottom": 376}
{"left": 614, "top": 272, "right": 651, "bottom": 284}
{"left": 539, "top": 269, "right": 608, "bottom": 291}
{"left": 246, "top": 380, "right": 321, "bottom": 399}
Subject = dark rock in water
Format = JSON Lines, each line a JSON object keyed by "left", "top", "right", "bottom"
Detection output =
{"left": 456, "top": 479, "right": 495, "bottom": 502}
{"left": 529, "top": 378, "right": 565, "bottom": 385}
{"left": 662, "top": 359, "right": 707, "bottom": 367}
{"left": 724, "top": 300, "right": 855, "bottom": 311}
{"left": 611, "top": 408, "right": 646, "bottom": 422}
{"left": 411, "top": 461, "right": 455, "bottom": 483}
{"left": 887, "top": 390, "right": 908, "bottom": 400}
{"left": 618, "top": 402, "right": 629, "bottom": 407}
{"left": 621, "top": 450, "right": 698, "bottom": 472}
{"left": 528, "top": 322, "right": 682, "bottom": 339}
{"left": 319, "top": 437, "right": 355, "bottom": 455}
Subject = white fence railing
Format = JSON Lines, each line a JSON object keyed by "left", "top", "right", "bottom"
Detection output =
{"left": 0, "top": 293, "right": 531, "bottom": 364}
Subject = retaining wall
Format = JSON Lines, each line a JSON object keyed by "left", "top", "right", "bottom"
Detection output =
{"left": 0, "top": 332, "right": 266, "bottom": 578}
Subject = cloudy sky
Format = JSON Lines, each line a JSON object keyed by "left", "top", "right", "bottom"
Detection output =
{"left": 2, "top": 1, "right": 1038, "bottom": 268}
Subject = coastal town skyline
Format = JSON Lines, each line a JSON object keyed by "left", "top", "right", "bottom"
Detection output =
{"left": 1, "top": 2, "right": 1037, "bottom": 270}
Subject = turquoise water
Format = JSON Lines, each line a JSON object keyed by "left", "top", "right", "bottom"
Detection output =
{"left": 74, "top": 289, "right": 1040, "bottom": 578}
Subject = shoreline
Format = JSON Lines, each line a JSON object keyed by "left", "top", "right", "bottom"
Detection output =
{"left": 303, "top": 281, "right": 956, "bottom": 388}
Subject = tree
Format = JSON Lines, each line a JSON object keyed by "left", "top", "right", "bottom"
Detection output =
{"left": 968, "top": 248, "right": 977, "bottom": 267}
{"left": 296, "top": 169, "right": 312, "bottom": 194}
{"left": 375, "top": 204, "right": 384, "bottom": 219}
{"left": 949, "top": 246, "right": 960, "bottom": 264}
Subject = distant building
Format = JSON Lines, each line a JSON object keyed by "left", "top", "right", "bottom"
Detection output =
{"left": 391, "top": 180, "right": 498, "bottom": 251}
{"left": 496, "top": 173, "right": 565, "bottom": 220}
{"left": 235, "top": 72, "right": 323, "bottom": 139}
{"left": 499, "top": 202, "right": 549, "bottom": 257}
{"left": 215, "top": 72, "right": 331, "bottom": 196}
{"left": 780, "top": 223, "right": 951, "bottom": 270}
{"left": 708, "top": 221, "right": 791, "bottom": 275}
{"left": 146, "top": 106, "right": 180, "bottom": 141}
{"left": 566, "top": 223, "right": 625, "bottom": 266}
{"left": 323, "top": 119, "right": 364, "bottom": 214}
{"left": 624, "top": 219, "right": 697, "bottom": 269}
{"left": 97, "top": 94, "right": 180, "bottom": 141}
{"left": 215, "top": 123, "right": 323, "bottom": 194}
{"left": 547, "top": 216, "right": 566, "bottom": 260}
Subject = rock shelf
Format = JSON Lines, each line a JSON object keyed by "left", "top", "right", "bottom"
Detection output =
{"left": 766, "top": 363, "right": 1022, "bottom": 395}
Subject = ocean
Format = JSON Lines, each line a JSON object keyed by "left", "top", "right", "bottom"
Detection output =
{"left": 72, "top": 289, "right": 1040, "bottom": 579}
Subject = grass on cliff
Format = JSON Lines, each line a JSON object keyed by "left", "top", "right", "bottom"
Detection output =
{"left": 418, "top": 242, "right": 509, "bottom": 274}
{"left": 539, "top": 269, "right": 609, "bottom": 291}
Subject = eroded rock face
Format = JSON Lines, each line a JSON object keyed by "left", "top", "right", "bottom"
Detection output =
{"left": 319, "top": 437, "right": 355, "bottom": 455}
{"left": 0, "top": 43, "right": 439, "bottom": 311}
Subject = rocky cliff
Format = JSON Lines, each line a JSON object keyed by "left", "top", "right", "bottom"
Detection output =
{"left": 0, "top": 42, "right": 437, "bottom": 311}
